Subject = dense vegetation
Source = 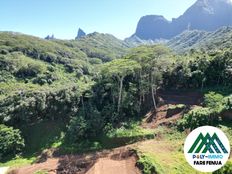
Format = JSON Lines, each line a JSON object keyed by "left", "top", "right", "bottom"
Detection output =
{"left": 168, "top": 26, "right": 232, "bottom": 53}
{"left": 0, "top": 29, "right": 232, "bottom": 173}
{"left": 55, "top": 32, "right": 130, "bottom": 62}
{"left": 0, "top": 125, "right": 24, "bottom": 159}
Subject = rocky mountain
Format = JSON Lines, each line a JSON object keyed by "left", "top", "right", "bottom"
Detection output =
{"left": 75, "top": 28, "right": 86, "bottom": 39}
{"left": 45, "top": 34, "right": 55, "bottom": 40}
{"left": 124, "top": 34, "right": 166, "bottom": 47}
{"left": 133, "top": 0, "right": 232, "bottom": 40}
{"left": 167, "top": 26, "right": 232, "bottom": 52}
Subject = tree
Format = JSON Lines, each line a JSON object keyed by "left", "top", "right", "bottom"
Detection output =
{"left": 128, "top": 45, "right": 171, "bottom": 110}
{"left": 0, "top": 124, "right": 25, "bottom": 159}
{"left": 150, "top": 67, "right": 162, "bottom": 109}
{"left": 101, "top": 59, "right": 140, "bottom": 112}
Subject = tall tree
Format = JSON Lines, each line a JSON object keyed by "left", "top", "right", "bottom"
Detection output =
{"left": 101, "top": 59, "right": 140, "bottom": 112}
{"left": 128, "top": 45, "right": 171, "bottom": 110}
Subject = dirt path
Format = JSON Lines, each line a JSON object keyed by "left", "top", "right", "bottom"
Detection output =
{"left": 86, "top": 151, "right": 140, "bottom": 174}
{"left": 12, "top": 147, "right": 140, "bottom": 174}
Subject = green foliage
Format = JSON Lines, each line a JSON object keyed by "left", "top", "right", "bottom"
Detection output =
{"left": 1, "top": 29, "right": 232, "bottom": 170}
{"left": 101, "top": 59, "right": 141, "bottom": 79}
{"left": 57, "top": 32, "right": 130, "bottom": 62}
{"left": 204, "top": 92, "right": 224, "bottom": 108}
{"left": 177, "top": 107, "right": 219, "bottom": 131}
{"left": 101, "top": 58, "right": 141, "bottom": 112}
{"left": 213, "top": 161, "right": 232, "bottom": 174}
{"left": 33, "top": 170, "right": 48, "bottom": 174}
{"left": 0, "top": 32, "right": 87, "bottom": 66}
{"left": 136, "top": 126, "right": 208, "bottom": 174}
{"left": 222, "top": 95, "right": 232, "bottom": 111}
{"left": 0, "top": 124, "right": 25, "bottom": 159}
{"left": 168, "top": 26, "right": 232, "bottom": 52}
{"left": 137, "top": 153, "right": 158, "bottom": 174}
{"left": 0, "top": 86, "right": 81, "bottom": 124}
{"left": 106, "top": 123, "right": 154, "bottom": 139}
{"left": 168, "top": 104, "right": 186, "bottom": 110}
{"left": 20, "top": 120, "right": 65, "bottom": 154}
{"left": 66, "top": 116, "right": 88, "bottom": 142}
{"left": 66, "top": 104, "right": 103, "bottom": 143}
{"left": 16, "top": 62, "right": 45, "bottom": 78}
{"left": 162, "top": 50, "right": 232, "bottom": 88}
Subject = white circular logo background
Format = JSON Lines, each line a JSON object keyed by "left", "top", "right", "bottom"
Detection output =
{"left": 184, "top": 126, "right": 230, "bottom": 172}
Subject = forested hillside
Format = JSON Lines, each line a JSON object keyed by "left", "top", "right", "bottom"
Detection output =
{"left": 168, "top": 26, "right": 232, "bottom": 52}
{"left": 0, "top": 30, "right": 232, "bottom": 174}
{"left": 56, "top": 32, "right": 131, "bottom": 62}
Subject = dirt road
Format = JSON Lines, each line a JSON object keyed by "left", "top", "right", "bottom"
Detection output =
{"left": 12, "top": 148, "right": 140, "bottom": 174}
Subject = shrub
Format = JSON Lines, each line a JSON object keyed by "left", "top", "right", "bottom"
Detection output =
{"left": 15, "top": 62, "right": 44, "bottom": 78}
{"left": 222, "top": 96, "right": 232, "bottom": 111}
{"left": 66, "top": 116, "right": 88, "bottom": 143}
{"left": 33, "top": 73, "right": 58, "bottom": 85}
{"left": 0, "top": 124, "right": 25, "bottom": 158}
{"left": 177, "top": 107, "right": 219, "bottom": 131}
{"left": 88, "top": 58, "right": 102, "bottom": 64}
{"left": 213, "top": 161, "right": 232, "bottom": 174}
{"left": 137, "top": 154, "right": 158, "bottom": 174}
{"left": 204, "top": 92, "right": 224, "bottom": 108}
{"left": 0, "top": 86, "right": 81, "bottom": 124}
{"left": 66, "top": 105, "right": 104, "bottom": 143}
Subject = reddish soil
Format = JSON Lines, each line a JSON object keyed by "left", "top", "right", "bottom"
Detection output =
{"left": 142, "top": 91, "right": 203, "bottom": 128}
{"left": 11, "top": 147, "right": 140, "bottom": 174}
{"left": 10, "top": 90, "right": 203, "bottom": 174}
{"left": 86, "top": 149, "right": 140, "bottom": 174}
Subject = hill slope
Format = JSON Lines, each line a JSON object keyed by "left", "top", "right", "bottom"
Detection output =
{"left": 56, "top": 32, "right": 131, "bottom": 62}
{"left": 0, "top": 32, "right": 95, "bottom": 125}
{"left": 167, "top": 26, "right": 232, "bottom": 52}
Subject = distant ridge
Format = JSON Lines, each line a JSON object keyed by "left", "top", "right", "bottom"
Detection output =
{"left": 132, "top": 0, "right": 232, "bottom": 40}
{"left": 167, "top": 26, "right": 232, "bottom": 52}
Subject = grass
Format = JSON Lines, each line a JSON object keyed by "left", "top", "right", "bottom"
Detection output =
{"left": 20, "top": 120, "right": 66, "bottom": 154}
{"left": 134, "top": 125, "right": 232, "bottom": 174}
{"left": 134, "top": 123, "right": 232, "bottom": 174}
{"left": 2, "top": 119, "right": 231, "bottom": 173}
{"left": 168, "top": 104, "right": 186, "bottom": 110}
{"left": 33, "top": 170, "right": 49, "bottom": 174}
{"left": 219, "top": 122, "right": 232, "bottom": 147}
{"left": 0, "top": 120, "right": 155, "bottom": 167}
{"left": 0, "top": 120, "right": 66, "bottom": 167}
{"left": 58, "top": 123, "right": 155, "bottom": 154}
{"left": 106, "top": 124, "right": 154, "bottom": 138}
{"left": 0, "top": 156, "right": 36, "bottom": 167}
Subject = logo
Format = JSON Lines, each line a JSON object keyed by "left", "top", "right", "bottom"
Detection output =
{"left": 184, "top": 126, "right": 230, "bottom": 172}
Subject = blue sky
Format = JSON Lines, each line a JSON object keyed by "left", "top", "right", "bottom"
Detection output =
{"left": 0, "top": 0, "right": 196, "bottom": 39}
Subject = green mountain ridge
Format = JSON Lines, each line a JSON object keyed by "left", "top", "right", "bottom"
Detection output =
{"left": 167, "top": 26, "right": 232, "bottom": 52}
{"left": 1, "top": 28, "right": 232, "bottom": 174}
{"left": 55, "top": 32, "right": 131, "bottom": 62}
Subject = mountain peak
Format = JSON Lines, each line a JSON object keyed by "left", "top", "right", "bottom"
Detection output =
{"left": 45, "top": 34, "right": 55, "bottom": 40}
{"left": 75, "top": 28, "right": 86, "bottom": 40}
{"left": 133, "top": 0, "right": 232, "bottom": 40}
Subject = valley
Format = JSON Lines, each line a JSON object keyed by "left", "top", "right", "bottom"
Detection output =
{"left": 1, "top": 0, "right": 232, "bottom": 173}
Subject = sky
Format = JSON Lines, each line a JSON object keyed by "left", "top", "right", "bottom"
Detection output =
{"left": 0, "top": 0, "right": 197, "bottom": 40}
